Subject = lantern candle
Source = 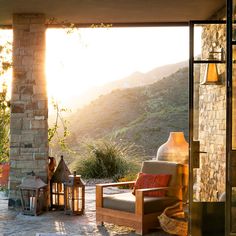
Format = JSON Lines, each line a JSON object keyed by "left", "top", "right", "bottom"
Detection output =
{"left": 69, "top": 199, "right": 72, "bottom": 210}
{"left": 30, "top": 196, "right": 35, "bottom": 210}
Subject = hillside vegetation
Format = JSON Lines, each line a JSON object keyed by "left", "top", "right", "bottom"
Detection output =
{"left": 68, "top": 67, "right": 189, "bottom": 156}
{"left": 73, "top": 60, "right": 188, "bottom": 109}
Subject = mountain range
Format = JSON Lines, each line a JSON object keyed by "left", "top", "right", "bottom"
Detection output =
{"left": 73, "top": 60, "right": 188, "bottom": 109}
{"left": 65, "top": 65, "right": 189, "bottom": 157}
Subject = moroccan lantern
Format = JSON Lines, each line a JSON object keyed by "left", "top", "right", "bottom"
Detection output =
{"left": 50, "top": 155, "right": 71, "bottom": 210}
{"left": 18, "top": 171, "right": 48, "bottom": 216}
{"left": 64, "top": 171, "right": 85, "bottom": 215}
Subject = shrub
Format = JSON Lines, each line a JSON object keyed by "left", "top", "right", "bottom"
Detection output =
{"left": 118, "top": 172, "right": 138, "bottom": 189}
{"left": 72, "top": 139, "right": 141, "bottom": 181}
{"left": 118, "top": 173, "right": 138, "bottom": 182}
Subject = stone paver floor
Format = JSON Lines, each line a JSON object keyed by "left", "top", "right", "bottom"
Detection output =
{"left": 0, "top": 187, "right": 170, "bottom": 236}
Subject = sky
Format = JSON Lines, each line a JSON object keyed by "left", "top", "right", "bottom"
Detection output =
{"left": 0, "top": 26, "right": 202, "bottom": 107}
{"left": 46, "top": 27, "right": 202, "bottom": 105}
{"left": 0, "top": 30, "right": 12, "bottom": 96}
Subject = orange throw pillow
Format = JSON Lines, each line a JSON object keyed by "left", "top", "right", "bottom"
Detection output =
{"left": 132, "top": 172, "right": 171, "bottom": 197}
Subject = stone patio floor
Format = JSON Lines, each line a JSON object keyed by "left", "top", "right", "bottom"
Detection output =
{"left": 0, "top": 186, "right": 170, "bottom": 236}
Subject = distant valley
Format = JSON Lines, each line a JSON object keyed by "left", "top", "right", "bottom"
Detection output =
{"left": 62, "top": 65, "right": 189, "bottom": 157}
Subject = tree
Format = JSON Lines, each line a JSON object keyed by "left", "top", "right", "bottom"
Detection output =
{"left": 48, "top": 99, "right": 73, "bottom": 155}
{"left": 0, "top": 41, "right": 11, "bottom": 163}
{"left": 0, "top": 83, "right": 10, "bottom": 163}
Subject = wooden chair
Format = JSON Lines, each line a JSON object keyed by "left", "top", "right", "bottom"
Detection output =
{"left": 96, "top": 160, "right": 187, "bottom": 235}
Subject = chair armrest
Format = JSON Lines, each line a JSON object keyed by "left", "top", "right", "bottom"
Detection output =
{"left": 135, "top": 186, "right": 182, "bottom": 193}
{"left": 96, "top": 181, "right": 135, "bottom": 208}
{"left": 96, "top": 181, "right": 135, "bottom": 188}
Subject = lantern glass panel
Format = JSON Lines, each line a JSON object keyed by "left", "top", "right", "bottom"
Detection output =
{"left": 58, "top": 183, "right": 64, "bottom": 206}
{"left": 21, "top": 189, "right": 36, "bottom": 212}
{"left": 38, "top": 188, "right": 47, "bottom": 211}
{"left": 73, "top": 186, "right": 83, "bottom": 212}
{"left": 65, "top": 186, "right": 73, "bottom": 211}
{"left": 52, "top": 183, "right": 57, "bottom": 205}
{"left": 51, "top": 183, "right": 64, "bottom": 207}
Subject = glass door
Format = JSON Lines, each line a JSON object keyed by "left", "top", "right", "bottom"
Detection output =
{"left": 189, "top": 21, "right": 226, "bottom": 236}
{"left": 226, "top": 0, "right": 236, "bottom": 235}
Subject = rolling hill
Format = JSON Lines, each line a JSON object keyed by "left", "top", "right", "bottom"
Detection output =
{"left": 67, "top": 67, "right": 189, "bottom": 156}
{"left": 73, "top": 60, "right": 188, "bottom": 109}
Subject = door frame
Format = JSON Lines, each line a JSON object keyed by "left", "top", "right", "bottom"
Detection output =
{"left": 226, "top": 0, "right": 235, "bottom": 235}
{"left": 189, "top": 20, "right": 226, "bottom": 236}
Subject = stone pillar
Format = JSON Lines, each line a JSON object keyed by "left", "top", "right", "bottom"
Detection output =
{"left": 9, "top": 14, "right": 48, "bottom": 207}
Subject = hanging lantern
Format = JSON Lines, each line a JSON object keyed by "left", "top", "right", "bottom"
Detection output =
{"left": 18, "top": 171, "right": 48, "bottom": 216}
{"left": 201, "top": 46, "right": 224, "bottom": 85}
{"left": 50, "top": 155, "right": 71, "bottom": 210}
{"left": 64, "top": 171, "right": 85, "bottom": 215}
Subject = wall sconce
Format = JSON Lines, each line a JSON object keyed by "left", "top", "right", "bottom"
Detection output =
{"left": 201, "top": 46, "right": 224, "bottom": 85}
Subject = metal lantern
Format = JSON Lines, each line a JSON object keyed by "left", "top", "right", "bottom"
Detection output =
{"left": 50, "top": 155, "right": 71, "bottom": 210}
{"left": 64, "top": 171, "right": 85, "bottom": 215}
{"left": 201, "top": 46, "right": 224, "bottom": 85}
{"left": 18, "top": 171, "right": 48, "bottom": 216}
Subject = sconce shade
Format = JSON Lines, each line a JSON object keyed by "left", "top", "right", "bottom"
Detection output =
{"left": 156, "top": 132, "right": 188, "bottom": 164}
{"left": 201, "top": 63, "right": 221, "bottom": 85}
{"left": 50, "top": 155, "right": 71, "bottom": 210}
{"left": 201, "top": 46, "right": 223, "bottom": 85}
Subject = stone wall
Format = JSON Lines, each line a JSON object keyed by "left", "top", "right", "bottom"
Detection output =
{"left": 195, "top": 24, "right": 226, "bottom": 201}
{"left": 9, "top": 14, "right": 48, "bottom": 206}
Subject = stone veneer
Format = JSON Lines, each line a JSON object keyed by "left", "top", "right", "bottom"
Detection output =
{"left": 194, "top": 24, "right": 226, "bottom": 201}
{"left": 9, "top": 14, "right": 48, "bottom": 206}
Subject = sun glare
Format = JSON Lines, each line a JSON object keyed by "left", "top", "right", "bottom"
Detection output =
{"left": 0, "top": 27, "right": 201, "bottom": 109}
{"left": 0, "top": 30, "right": 12, "bottom": 99}
{"left": 46, "top": 27, "right": 201, "bottom": 109}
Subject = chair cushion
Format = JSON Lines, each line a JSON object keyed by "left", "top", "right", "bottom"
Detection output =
{"left": 103, "top": 192, "right": 179, "bottom": 214}
{"left": 132, "top": 173, "right": 171, "bottom": 197}
{"left": 141, "top": 160, "right": 184, "bottom": 199}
